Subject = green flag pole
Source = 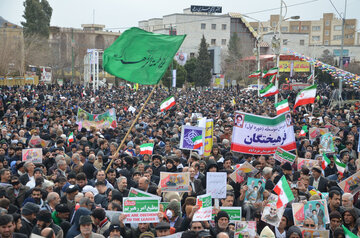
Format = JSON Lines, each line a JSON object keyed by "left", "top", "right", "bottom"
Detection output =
{"left": 105, "top": 84, "right": 158, "bottom": 173}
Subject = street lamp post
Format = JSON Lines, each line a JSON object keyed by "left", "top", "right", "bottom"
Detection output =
{"left": 338, "top": 0, "right": 347, "bottom": 106}
{"left": 256, "top": 21, "right": 261, "bottom": 96}
{"left": 275, "top": 0, "right": 283, "bottom": 104}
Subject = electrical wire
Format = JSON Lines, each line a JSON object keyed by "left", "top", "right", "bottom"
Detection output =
{"left": 104, "top": 0, "right": 319, "bottom": 30}
{"left": 328, "top": 0, "right": 343, "bottom": 19}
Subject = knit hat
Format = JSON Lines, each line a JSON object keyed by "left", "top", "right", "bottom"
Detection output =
{"left": 22, "top": 202, "right": 40, "bottom": 215}
{"left": 286, "top": 226, "right": 302, "bottom": 238}
{"left": 139, "top": 231, "right": 155, "bottom": 238}
{"left": 127, "top": 141, "right": 134, "bottom": 147}
{"left": 260, "top": 226, "right": 275, "bottom": 237}
{"left": 167, "top": 200, "right": 180, "bottom": 217}
{"left": 215, "top": 211, "right": 229, "bottom": 223}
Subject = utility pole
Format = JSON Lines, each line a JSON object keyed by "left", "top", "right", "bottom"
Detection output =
{"left": 257, "top": 21, "right": 261, "bottom": 96}
{"left": 338, "top": 0, "right": 347, "bottom": 106}
{"left": 71, "top": 28, "right": 74, "bottom": 84}
{"left": 275, "top": 0, "right": 283, "bottom": 104}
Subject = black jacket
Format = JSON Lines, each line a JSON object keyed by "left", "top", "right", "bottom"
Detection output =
{"left": 309, "top": 176, "right": 328, "bottom": 193}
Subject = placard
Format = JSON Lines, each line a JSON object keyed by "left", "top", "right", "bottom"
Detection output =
{"left": 180, "top": 125, "right": 205, "bottom": 151}
{"left": 122, "top": 197, "right": 160, "bottom": 223}
{"left": 300, "top": 229, "right": 329, "bottom": 238}
{"left": 230, "top": 162, "right": 258, "bottom": 184}
{"left": 339, "top": 170, "right": 360, "bottom": 195}
{"left": 261, "top": 194, "right": 285, "bottom": 227}
{"left": 128, "top": 187, "right": 159, "bottom": 198}
{"left": 245, "top": 177, "right": 265, "bottom": 203}
{"left": 206, "top": 172, "right": 227, "bottom": 198}
{"left": 160, "top": 172, "right": 190, "bottom": 192}
{"left": 309, "top": 127, "right": 329, "bottom": 140}
{"left": 212, "top": 207, "right": 242, "bottom": 223}
{"left": 297, "top": 158, "right": 320, "bottom": 170}
{"left": 274, "top": 147, "right": 296, "bottom": 164}
{"left": 193, "top": 194, "right": 212, "bottom": 221}
{"left": 22, "top": 148, "right": 42, "bottom": 163}
{"left": 292, "top": 199, "right": 329, "bottom": 228}
{"left": 234, "top": 221, "right": 257, "bottom": 238}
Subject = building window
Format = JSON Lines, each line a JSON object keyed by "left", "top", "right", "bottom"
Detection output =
{"left": 333, "top": 35, "right": 342, "bottom": 40}
{"left": 190, "top": 52, "right": 195, "bottom": 58}
{"left": 291, "top": 26, "right": 299, "bottom": 31}
{"left": 300, "top": 40, "right": 305, "bottom": 45}
{"left": 211, "top": 39, "right": 216, "bottom": 45}
{"left": 301, "top": 25, "right": 309, "bottom": 31}
{"left": 325, "top": 20, "right": 330, "bottom": 26}
{"left": 324, "top": 40, "right": 329, "bottom": 45}
{"left": 346, "top": 24, "right": 355, "bottom": 29}
{"left": 222, "top": 24, "right": 227, "bottom": 30}
{"left": 283, "top": 39, "right": 288, "bottom": 45}
{"left": 211, "top": 24, "right": 216, "bottom": 30}
{"left": 201, "top": 23, "right": 206, "bottom": 29}
{"left": 345, "top": 34, "right": 354, "bottom": 39}
{"left": 312, "top": 36, "right": 320, "bottom": 41}
{"left": 312, "top": 26, "right": 321, "bottom": 31}
{"left": 272, "top": 22, "right": 277, "bottom": 27}
{"left": 281, "top": 26, "right": 288, "bottom": 32}
{"left": 262, "top": 27, "right": 268, "bottom": 32}
{"left": 325, "top": 30, "right": 329, "bottom": 36}
{"left": 334, "top": 25, "right": 342, "bottom": 31}
{"left": 221, "top": 39, "right": 226, "bottom": 45}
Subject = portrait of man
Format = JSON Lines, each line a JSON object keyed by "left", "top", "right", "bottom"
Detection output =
{"left": 235, "top": 113, "right": 244, "bottom": 128}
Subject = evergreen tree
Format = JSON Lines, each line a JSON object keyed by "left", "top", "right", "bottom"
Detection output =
{"left": 226, "top": 32, "right": 241, "bottom": 62}
{"left": 224, "top": 32, "right": 243, "bottom": 84}
{"left": 161, "top": 60, "right": 187, "bottom": 88}
{"left": 184, "top": 57, "right": 198, "bottom": 83}
{"left": 193, "top": 35, "right": 212, "bottom": 87}
{"left": 21, "top": 0, "right": 53, "bottom": 37}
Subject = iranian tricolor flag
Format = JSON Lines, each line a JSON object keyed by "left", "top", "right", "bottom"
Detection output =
{"left": 269, "top": 74, "right": 277, "bottom": 83}
{"left": 307, "top": 74, "right": 314, "bottom": 83}
{"left": 248, "top": 70, "right": 261, "bottom": 78}
{"left": 275, "top": 99, "right": 289, "bottom": 115}
{"left": 192, "top": 135, "right": 203, "bottom": 149}
{"left": 68, "top": 132, "right": 74, "bottom": 143}
{"left": 342, "top": 225, "right": 358, "bottom": 238}
{"left": 322, "top": 153, "right": 331, "bottom": 170}
{"left": 273, "top": 175, "right": 294, "bottom": 208}
{"left": 262, "top": 67, "right": 278, "bottom": 78}
{"left": 260, "top": 83, "right": 279, "bottom": 97}
{"left": 334, "top": 155, "right": 346, "bottom": 175}
{"left": 294, "top": 85, "right": 317, "bottom": 109}
{"left": 299, "top": 126, "right": 308, "bottom": 137}
{"left": 160, "top": 96, "right": 176, "bottom": 111}
{"left": 140, "top": 143, "right": 154, "bottom": 155}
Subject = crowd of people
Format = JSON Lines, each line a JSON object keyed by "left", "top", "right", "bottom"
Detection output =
{"left": 0, "top": 82, "right": 359, "bottom": 238}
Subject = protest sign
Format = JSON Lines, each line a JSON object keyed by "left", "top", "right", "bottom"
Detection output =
{"left": 22, "top": 148, "right": 42, "bottom": 163}
{"left": 128, "top": 187, "right": 159, "bottom": 198}
{"left": 123, "top": 197, "right": 160, "bottom": 223}
{"left": 274, "top": 147, "right": 296, "bottom": 164}
{"left": 180, "top": 125, "right": 205, "bottom": 151}
{"left": 297, "top": 158, "right": 320, "bottom": 170}
{"left": 320, "top": 133, "right": 335, "bottom": 153}
{"left": 245, "top": 177, "right": 265, "bottom": 203}
{"left": 234, "top": 221, "right": 257, "bottom": 238}
{"left": 193, "top": 194, "right": 212, "bottom": 221}
{"left": 300, "top": 229, "right": 329, "bottom": 238}
{"left": 211, "top": 207, "right": 242, "bottom": 223}
{"left": 204, "top": 119, "right": 214, "bottom": 156}
{"left": 292, "top": 199, "right": 329, "bottom": 228}
{"left": 339, "top": 170, "right": 360, "bottom": 195}
{"left": 309, "top": 127, "right": 329, "bottom": 140}
{"left": 261, "top": 194, "right": 285, "bottom": 227}
{"left": 160, "top": 172, "right": 190, "bottom": 192}
{"left": 231, "top": 112, "right": 296, "bottom": 155}
{"left": 206, "top": 172, "right": 227, "bottom": 198}
{"left": 76, "top": 107, "right": 117, "bottom": 131}
{"left": 230, "top": 162, "right": 258, "bottom": 184}
{"left": 28, "top": 135, "right": 50, "bottom": 148}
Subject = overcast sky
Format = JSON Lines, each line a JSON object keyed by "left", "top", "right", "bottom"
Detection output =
{"left": 1, "top": 0, "right": 359, "bottom": 31}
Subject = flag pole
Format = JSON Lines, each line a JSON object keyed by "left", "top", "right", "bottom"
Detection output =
{"left": 105, "top": 84, "right": 158, "bottom": 173}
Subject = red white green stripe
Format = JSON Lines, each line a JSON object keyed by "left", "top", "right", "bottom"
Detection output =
{"left": 307, "top": 74, "right": 314, "bottom": 82}
{"left": 140, "top": 143, "right": 154, "bottom": 155}
{"left": 299, "top": 126, "right": 308, "bottom": 137}
{"left": 68, "top": 132, "right": 74, "bottom": 143}
{"left": 275, "top": 99, "right": 289, "bottom": 115}
{"left": 260, "top": 83, "right": 279, "bottom": 97}
{"left": 262, "top": 67, "right": 278, "bottom": 78}
{"left": 334, "top": 155, "right": 346, "bottom": 175}
{"left": 269, "top": 74, "right": 277, "bottom": 83}
{"left": 160, "top": 96, "right": 176, "bottom": 111}
{"left": 322, "top": 153, "right": 331, "bottom": 170}
{"left": 192, "top": 135, "right": 203, "bottom": 149}
{"left": 294, "top": 84, "right": 317, "bottom": 109}
{"left": 248, "top": 70, "right": 261, "bottom": 78}
{"left": 342, "top": 225, "right": 358, "bottom": 238}
{"left": 273, "top": 175, "right": 294, "bottom": 208}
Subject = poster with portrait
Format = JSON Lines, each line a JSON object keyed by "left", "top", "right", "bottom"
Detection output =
{"left": 180, "top": 125, "right": 205, "bottom": 152}
{"left": 174, "top": 52, "right": 187, "bottom": 66}
{"left": 339, "top": 170, "right": 360, "bottom": 195}
{"left": 230, "top": 162, "right": 258, "bottom": 184}
{"left": 244, "top": 178, "right": 265, "bottom": 204}
{"left": 320, "top": 133, "right": 335, "bottom": 153}
{"left": 234, "top": 221, "right": 257, "bottom": 238}
{"left": 292, "top": 200, "right": 329, "bottom": 228}
{"left": 300, "top": 228, "right": 329, "bottom": 238}
{"left": 22, "top": 148, "right": 42, "bottom": 163}
{"left": 160, "top": 172, "right": 190, "bottom": 192}
{"left": 261, "top": 194, "right": 285, "bottom": 227}
{"left": 309, "top": 127, "right": 329, "bottom": 140}
{"left": 297, "top": 158, "right": 320, "bottom": 170}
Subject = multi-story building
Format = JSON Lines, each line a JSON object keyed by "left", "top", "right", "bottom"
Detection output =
{"left": 249, "top": 13, "right": 358, "bottom": 46}
{"left": 139, "top": 8, "right": 257, "bottom": 74}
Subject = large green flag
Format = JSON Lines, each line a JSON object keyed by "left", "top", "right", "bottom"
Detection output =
{"left": 103, "top": 27, "right": 186, "bottom": 85}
